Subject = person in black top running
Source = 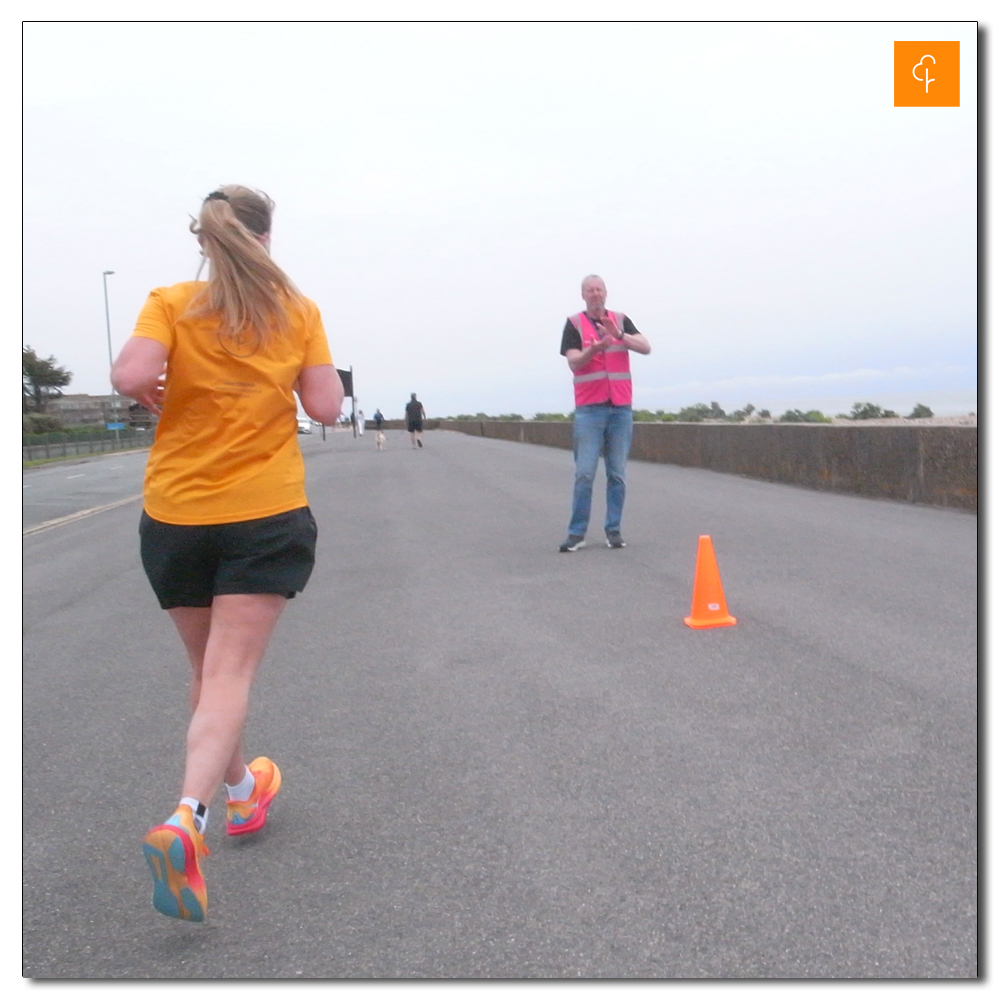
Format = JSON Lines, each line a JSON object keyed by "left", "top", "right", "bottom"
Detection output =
{"left": 405, "top": 393, "right": 426, "bottom": 449}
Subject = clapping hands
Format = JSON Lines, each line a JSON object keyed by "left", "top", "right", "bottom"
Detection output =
{"left": 593, "top": 313, "right": 621, "bottom": 349}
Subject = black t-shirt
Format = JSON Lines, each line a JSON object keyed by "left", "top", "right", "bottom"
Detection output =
{"left": 560, "top": 314, "right": 639, "bottom": 355}
{"left": 405, "top": 400, "right": 423, "bottom": 420}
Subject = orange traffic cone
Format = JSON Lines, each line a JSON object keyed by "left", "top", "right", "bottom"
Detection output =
{"left": 684, "top": 535, "right": 737, "bottom": 629}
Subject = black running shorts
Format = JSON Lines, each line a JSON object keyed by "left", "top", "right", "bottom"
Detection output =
{"left": 139, "top": 507, "right": 318, "bottom": 609}
{"left": 407, "top": 419, "right": 423, "bottom": 433}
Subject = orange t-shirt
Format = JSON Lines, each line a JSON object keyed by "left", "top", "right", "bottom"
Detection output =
{"left": 132, "top": 281, "right": 333, "bottom": 525}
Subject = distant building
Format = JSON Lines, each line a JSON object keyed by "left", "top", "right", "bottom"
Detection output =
{"left": 48, "top": 393, "right": 156, "bottom": 429}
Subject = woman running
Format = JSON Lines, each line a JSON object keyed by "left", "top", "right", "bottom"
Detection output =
{"left": 112, "top": 186, "right": 343, "bottom": 921}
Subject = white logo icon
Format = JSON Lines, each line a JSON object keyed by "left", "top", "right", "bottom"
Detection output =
{"left": 912, "top": 54, "right": 936, "bottom": 93}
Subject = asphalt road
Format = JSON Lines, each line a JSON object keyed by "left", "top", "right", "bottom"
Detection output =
{"left": 22, "top": 428, "right": 977, "bottom": 979}
{"left": 22, "top": 449, "right": 149, "bottom": 529}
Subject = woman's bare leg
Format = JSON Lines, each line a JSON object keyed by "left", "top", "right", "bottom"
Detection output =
{"left": 169, "top": 594, "right": 286, "bottom": 805}
{"left": 169, "top": 606, "right": 245, "bottom": 787}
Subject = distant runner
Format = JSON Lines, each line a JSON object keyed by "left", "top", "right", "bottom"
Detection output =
{"left": 406, "top": 393, "right": 426, "bottom": 449}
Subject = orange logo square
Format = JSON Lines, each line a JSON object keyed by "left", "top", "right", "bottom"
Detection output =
{"left": 894, "top": 41, "right": 960, "bottom": 107}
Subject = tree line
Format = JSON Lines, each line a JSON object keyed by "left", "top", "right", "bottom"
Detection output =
{"left": 22, "top": 346, "right": 939, "bottom": 431}
{"left": 446, "top": 401, "right": 935, "bottom": 423}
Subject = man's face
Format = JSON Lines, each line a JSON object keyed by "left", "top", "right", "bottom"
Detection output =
{"left": 581, "top": 278, "right": 607, "bottom": 316}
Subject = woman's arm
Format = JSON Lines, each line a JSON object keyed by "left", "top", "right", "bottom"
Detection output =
{"left": 111, "top": 336, "right": 169, "bottom": 413}
{"left": 297, "top": 364, "right": 344, "bottom": 425}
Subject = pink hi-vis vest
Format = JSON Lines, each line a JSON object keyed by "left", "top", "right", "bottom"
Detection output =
{"left": 569, "top": 311, "right": 632, "bottom": 407}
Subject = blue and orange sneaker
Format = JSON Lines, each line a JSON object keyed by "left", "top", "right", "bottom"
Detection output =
{"left": 142, "top": 804, "right": 209, "bottom": 921}
{"left": 226, "top": 757, "right": 282, "bottom": 836}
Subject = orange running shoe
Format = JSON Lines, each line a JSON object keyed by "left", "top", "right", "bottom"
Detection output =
{"left": 142, "top": 804, "right": 209, "bottom": 921}
{"left": 226, "top": 757, "right": 282, "bottom": 836}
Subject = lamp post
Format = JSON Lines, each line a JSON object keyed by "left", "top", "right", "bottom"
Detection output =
{"left": 102, "top": 270, "right": 119, "bottom": 439}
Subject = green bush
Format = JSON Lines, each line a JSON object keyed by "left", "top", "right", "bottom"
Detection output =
{"left": 532, "top": 412, "right": 572, "bottom": 421}
{"left": 676, "top": 403, "right": 712, "bottom": 422}
{"left": 22, "top": 413, "right": 64, "bottom": 434}
{"left": 778, "top": 409, "right": 832, "bottom": 423}
{"left": 847, "top": 402, "right": 899, "bottom": 420}
{"left": 725, "top": 403, "right": 756, "bottom": 422}
{"left": 907, "top": 403, "right": 934, "bottom": 418}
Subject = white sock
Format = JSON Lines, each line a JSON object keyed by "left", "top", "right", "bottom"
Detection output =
{"left": 179, "top": 796, "right": 209, "bottom": 834}
{"left": 225, "top": 766, "right": 255, "bottom": 802}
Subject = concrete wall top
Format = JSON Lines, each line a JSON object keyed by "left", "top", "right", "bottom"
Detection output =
{"left": 441, "top": 421, "right": 977, "bottom": 512}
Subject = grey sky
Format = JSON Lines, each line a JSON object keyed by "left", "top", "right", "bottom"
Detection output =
{"left": 23, "top": 20, "right": 977, "bottom": 418}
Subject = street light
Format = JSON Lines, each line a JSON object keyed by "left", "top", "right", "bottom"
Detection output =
{"left": 102, "top": 270, "right": 119, "bottom": 438}
{"left": 102, "top": 270, "right": 115, "bottom": 374}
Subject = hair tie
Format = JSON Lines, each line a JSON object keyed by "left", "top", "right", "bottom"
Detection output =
{"left": 205, "top": 191, "right": 229, "bottom": 202}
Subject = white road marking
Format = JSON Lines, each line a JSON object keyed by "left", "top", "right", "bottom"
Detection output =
{"left": 67, "top": 474, "right": 85, "bottom": 479}
{"left": 23, "top": 494, "right": 143, "bottom": 536}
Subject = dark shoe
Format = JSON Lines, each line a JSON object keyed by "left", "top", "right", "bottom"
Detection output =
{"left": 417, "top": 439, "right": 423, "bottom": 447}
{"left": 559, "top": 535, "right": 586, "bottom": 553}
{"left": 606, "top": 532, "right": 626, "bottom": 548}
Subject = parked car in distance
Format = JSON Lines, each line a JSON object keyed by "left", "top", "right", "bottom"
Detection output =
{"left": 297, "top": 419, "right": 313, "bottom": 434}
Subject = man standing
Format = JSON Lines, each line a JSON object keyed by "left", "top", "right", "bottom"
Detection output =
{"left": 558, "top": 275, "right": 651, "bottom": 552}
{"left": 405, "top": 393, "right": 426, "bottom": 449}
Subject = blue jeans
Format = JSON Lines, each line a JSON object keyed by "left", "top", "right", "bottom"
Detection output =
{"left": 568, "top": 404, "right": 633, "bottom": 537}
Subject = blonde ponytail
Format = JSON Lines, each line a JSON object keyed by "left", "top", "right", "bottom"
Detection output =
{"left": 185, "top": 185, "right": 301, "bottom": 345}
